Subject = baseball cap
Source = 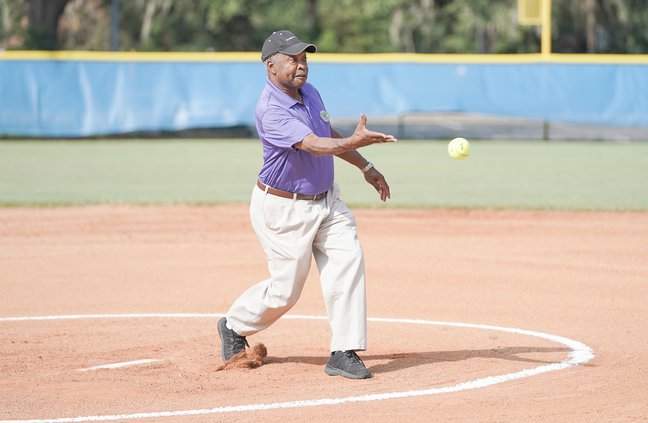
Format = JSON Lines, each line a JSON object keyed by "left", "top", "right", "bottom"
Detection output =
{"left": 261, "top": 30, "right": 317, "bottom": 62}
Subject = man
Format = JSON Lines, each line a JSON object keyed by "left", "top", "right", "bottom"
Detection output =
{"left": 218, "top": 30, "right": 396, "bottom": 380}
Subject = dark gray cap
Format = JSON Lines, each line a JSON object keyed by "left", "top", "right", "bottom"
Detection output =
{"left": 261, "top": 30, "right": 317, "bottom": 62}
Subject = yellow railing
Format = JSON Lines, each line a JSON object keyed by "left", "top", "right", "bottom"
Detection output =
{"left": 2, "top": 50, "right": 648, "bottom": 64}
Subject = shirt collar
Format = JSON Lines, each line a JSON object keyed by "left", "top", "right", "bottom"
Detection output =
{"left": 265, "top": 78, "right": 303, "bottom": 108}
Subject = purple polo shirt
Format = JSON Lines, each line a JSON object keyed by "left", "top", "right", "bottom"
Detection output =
{"left": 255, "top": 79, "right": 334, "bottom": 195}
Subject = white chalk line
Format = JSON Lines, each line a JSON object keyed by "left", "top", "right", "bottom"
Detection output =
{"left": 77, "top": 359, "right": 163, "bottom": 372}
{"left": 0, "top": 313, "right": 594, "bottom": 423}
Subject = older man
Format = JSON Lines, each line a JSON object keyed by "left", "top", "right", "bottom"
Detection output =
{"left": 218, "top": 30, "right": 396, "bottom": 379}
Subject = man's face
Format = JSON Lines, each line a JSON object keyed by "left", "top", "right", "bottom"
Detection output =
{"left": 268, "top": 52, "right": 308, "bottom": 91}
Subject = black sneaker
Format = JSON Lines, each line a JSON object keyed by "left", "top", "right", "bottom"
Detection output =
{"left": 324, "top": 350, "right": 373, "bottom": 379}
{"left": 217, "top": 317, "right": 249, "bottom": 361}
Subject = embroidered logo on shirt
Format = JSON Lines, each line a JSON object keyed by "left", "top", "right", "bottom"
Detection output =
{"left": 320, "top": 110, "right": 330, "bottom": 122}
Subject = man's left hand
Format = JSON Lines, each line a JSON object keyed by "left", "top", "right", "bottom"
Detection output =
{"left": 364, "top": 167, "right": 390, "bottom": 202}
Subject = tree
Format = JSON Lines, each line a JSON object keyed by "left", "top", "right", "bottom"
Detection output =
{"left": 59, "top": 0, "right": 111, "bottom": 50}
{"left": 551, "top": 0, "right": 648, "bottom": 53}
{"left": 26, "top": 0, "right": 71, "bottom": 49}
{"left": 385, "top": 0, "right": 538, "bottom": 53}
{"left": 315, "top": 0, "right": 397, "bottom": 53}
{"left": 1, "top": 0, "right": 25, "bottom": 49}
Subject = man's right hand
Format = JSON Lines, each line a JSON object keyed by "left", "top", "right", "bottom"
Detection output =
{"left": 296, "top": 113, "right": 396, "bottom": 156}
{"left": 349, "top": 113, "right": 398, "bottom": 148}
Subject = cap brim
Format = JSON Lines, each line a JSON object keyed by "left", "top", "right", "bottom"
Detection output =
{"left": 280, "top": 43, "right": 317, "bottom": 56}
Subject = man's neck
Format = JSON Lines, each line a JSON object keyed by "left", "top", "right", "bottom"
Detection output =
{"left": 270, "top": 78, "right": 303, "bottom": 103}
{"left": 282, "top": 87, "right": 302, "bottom": 103}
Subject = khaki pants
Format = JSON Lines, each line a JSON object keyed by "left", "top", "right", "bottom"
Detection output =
{"left": 226, "top": 183, "right": 367, "bottom": 352}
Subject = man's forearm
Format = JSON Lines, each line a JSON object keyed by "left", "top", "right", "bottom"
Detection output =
{"left": 296, "top": 119, "right": 395, "bottom": 156}
{"left": 331, "top": 129, "right": 369, "bottom": 169}
{"left": 297, "top": 133, "right": 363, "bottom": 156}
{"left": 336, "top": 150, "right": 369, "bottom": 170}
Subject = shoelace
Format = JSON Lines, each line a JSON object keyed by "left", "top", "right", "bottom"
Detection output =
{"left": 344, "top": 350, "right": 365, "bottom": 366}
{"left": 230, "top": 332, "right": 249, "bottom": 351}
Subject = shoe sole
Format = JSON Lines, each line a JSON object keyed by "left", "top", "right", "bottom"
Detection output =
{"left": 217, "top": 318, "right": 229, "bottom": 362}
{"left": 324, "top": 364, "right": 373, "bottom": 379}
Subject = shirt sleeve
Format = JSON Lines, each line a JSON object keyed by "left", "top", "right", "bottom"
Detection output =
{"left": 261, "top": 106, "right": 313, "bottom": 149}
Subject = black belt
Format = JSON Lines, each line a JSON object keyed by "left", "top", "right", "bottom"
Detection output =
{"left": 257, "top": 180, "right": 327, "bottom": 201}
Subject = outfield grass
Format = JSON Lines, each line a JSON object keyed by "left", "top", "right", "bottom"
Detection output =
{"left": 1, "top": 139, "right": 647, "bottom": 211}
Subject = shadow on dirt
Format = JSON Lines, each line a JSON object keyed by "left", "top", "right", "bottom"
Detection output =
{"left": 265, "top": 346, "right": 570, "bottom": 374}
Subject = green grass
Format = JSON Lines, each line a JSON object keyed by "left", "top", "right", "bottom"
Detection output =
{"left": 1, "top": 139, "right": 647, "bottom": 211}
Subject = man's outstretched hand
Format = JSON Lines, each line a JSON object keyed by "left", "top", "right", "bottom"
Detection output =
{"left": 350, "top": 114, "right": 397, "bottom": 149}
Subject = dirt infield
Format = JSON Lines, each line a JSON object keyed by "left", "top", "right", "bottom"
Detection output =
{"left": 1, "top": 205, "right": 647, "bottom": 422}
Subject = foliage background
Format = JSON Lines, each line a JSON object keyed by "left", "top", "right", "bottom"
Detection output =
{"left": 1, "top": 0, "right": 647, "bottom": 54}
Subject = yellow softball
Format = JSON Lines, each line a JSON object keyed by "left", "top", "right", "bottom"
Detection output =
{"left": 448, "top": 137, "right": 470, "bottom": 160}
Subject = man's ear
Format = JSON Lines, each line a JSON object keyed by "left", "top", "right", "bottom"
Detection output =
{"left": 265, "top": 59, "right": 276, "bottom": 75}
